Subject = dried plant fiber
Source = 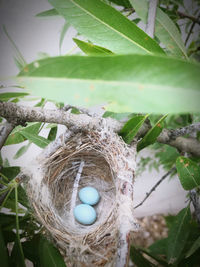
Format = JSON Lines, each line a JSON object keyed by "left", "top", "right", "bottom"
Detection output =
{"left": 23, "top": 124, "right": 137, "bottom": 267}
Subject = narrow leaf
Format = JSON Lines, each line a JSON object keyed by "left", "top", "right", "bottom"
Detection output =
{"left": 48, "top": 0, "right": 164, "bottom": 55}
{"left": 73, "top": 38, "right": 113, "bottom": 55}
{"left": 109, "top": 0, "right": 132, "bottom": 8}
{"left": 103, "top": 111, "right": 133, "bottom": 121}
{"left": 36, "top": 8, "right": 59, "bottom": 17}
{"left": 167, "top": 206, "right": 191, "bottom": 264}
{"left": 176, "top": 157, "right": 200, "bottom": 190}
{"left": 3, "top": 25, "right": 27, "bottom": 67}
{"left": 39, "top": 237, "right": 66, "bottom": 267}
{"left": 130, "top": 246, "right": 153, "bottom": 267}
{"left": 129, "top": 0, "right": 187, "bottom": 57}
{"left": 120, "top": 114, "right": 148, "bottom": 144}
{"left": 0, "top": 226, "right": 9, "bottom": 267}
{"left": 0, "top": 92, "right": 29, "bottom": 101}
{"left": 5, "top": 122, "right": 42, "bottom": 146}
{"left": 14, "top": 142, "right": 31, "bottom": 159}
{"left": 59, "top": 21, "right": 70, "bottom": 53}
{"left": 48, "top": 126, "right": 57, "bottom": 141}
{"left": 186, "top": 236, "right": 200, "bottom": 258}
{"left": 20, "top": 132, "right": 50, "bottom": 148}
{"left": 18, "top": 54, "right": 200, "bottom": 113}
{"left": 137, "top": 114, "right": 168, "bottom": 151}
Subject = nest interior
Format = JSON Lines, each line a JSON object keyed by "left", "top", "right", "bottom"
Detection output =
{"left": 27, "top": 131, "right": 122, "bottom": 266}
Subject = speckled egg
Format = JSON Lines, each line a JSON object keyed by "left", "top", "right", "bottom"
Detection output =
{"left": 79, "top": 186, "right": 100, "bottom": 205}
{"left": 73, "top": 204, "right": 96, "bottom": 225}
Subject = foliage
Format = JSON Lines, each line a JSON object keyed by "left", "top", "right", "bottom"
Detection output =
{"left": 1, "top": 0, "right": 200, "bottom": 266}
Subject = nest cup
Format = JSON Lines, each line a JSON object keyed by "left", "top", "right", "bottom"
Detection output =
{"left": 25, "top": 128, "right": 136, "bottom": 266}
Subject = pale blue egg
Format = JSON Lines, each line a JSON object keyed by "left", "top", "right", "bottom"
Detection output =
{"left": 79, "top": 186, "right": 100, "bottom": 205}
{"left": 74, "top": 204, "right": 96, "bottom": 225}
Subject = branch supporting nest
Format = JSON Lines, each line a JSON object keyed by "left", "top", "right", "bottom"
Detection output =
{"left": 0, "top": 102, "right": 200, "bottom": 157}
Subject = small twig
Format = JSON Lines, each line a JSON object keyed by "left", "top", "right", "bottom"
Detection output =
{"left": 146, "top": 0, "right": 158, "bottom": 38}
{"left": 134, "top": 167, "right": 176, "bottom": 209}
{"left": 190, "top": 189, "right": 200, "bottom": 226}
{"left": 177, "top": 11, "right": 200, "bottom": 25}
{"left": 70, "top": 160, "right": 84, "bottom": 224}
{"left": 184, "top": 12, "right": 200, "bottom": 46}
{"left": 185, "top": 20, "right": 196, "bottom": 46}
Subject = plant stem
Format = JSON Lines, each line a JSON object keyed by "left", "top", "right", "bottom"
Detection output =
{"left": 0, "top": 187, "right": 13, "bottom": 210}
{"left": 15, "top": 185, "right": 26, "bottom": 267}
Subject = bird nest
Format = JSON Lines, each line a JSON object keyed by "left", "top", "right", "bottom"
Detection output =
{"left": 23, "top": 126, "right": 137, "bottom": 266}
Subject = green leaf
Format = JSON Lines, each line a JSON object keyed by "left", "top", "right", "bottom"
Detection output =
{"left": 155, "top": 145, "right": 179, "bottom": 171}
{"left": 167, "top": 206, "right": 191, "bottom": 264}
{"left": 14, "top": 142, "right": 31, "bottom": 159}
{"left": 129, "top": 0, "right": 187, "bottom": 58}
{"left": 48, "top": 0, "right": 164, "bottom": 55}
{"left": 22, "top": 235, "right": 41, "bottom": 266}
{"left": 3, "top": 25, "right": 27, "bottom": 68}
{"left": 120, "top": 114, "right": 148, "bottom": 144}
{"left": 36, "top": 8, "right": 59, "bottom": 17}
{"left": 137, "top": 114, "right": 168, "bottom": 151}
{"left": 73, "top": 38, "right": 113, "bottom": 55}
{"left": 59, "top": 21, "right": 70, "bottom": 53}
{"left": 20, "top": 132, "right": 50, "bottom": 148}
{"left": 0, "top": 92, "right": 29, "bottom": 101}
{"left": 176, "top": 157, "right": 200, "bottom": 190}
{"left": 48, "top": 126, "right": 57, "bottom": 141}
{"left": 130, "top": 246, "right": 153, "bottom": 267}
{"left": 1, "top": 167, "right": 20, "bottom": 181}
{"left": 148, "top": 238, "right": 168, "bottom": 256}
{"left": 18, "top": 54, "right": 200, "bottom": 114}
{"left": 5, "top": 122, "right": 42, "bottom": 145}
{"left": 39, "top": 237, "right": 66, "bottom": 267}
{"left": 0, "top": 226, "right": 9, "bottom": 267}
{"left": 103, "top": 111, "right": 134, "bottom": 121}
{"left": 109, "top": 0, "right": 132, "bottom": 8}
{"left": 186, "top": 236, "right": 200, "bottom": 258}
{"left": 10, "top": 238, "right": 25, "bottom": 267}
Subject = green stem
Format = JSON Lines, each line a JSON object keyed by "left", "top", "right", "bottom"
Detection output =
{"left": 15, "top": 185, "right": 26, "bottom": 267}
{"left": 0, "top": 188, "right": 9, "bottom": 196}
{"left": 0, "top": 187, "right": 13, "bottom": 210}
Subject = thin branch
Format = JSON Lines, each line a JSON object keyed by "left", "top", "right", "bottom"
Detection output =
{"left": 185, "top": 20, "right": 196, "bottom": 46}
{"left": 177, "top": 11, "right": 200, "bottom": 25}
{"left": 190, "top": 189, "right": 200, "bottom": 226}
{"left": 146, "top": 0, "right": 158, "bottom": 38}
{"left": 0, "top": 121, "right": 15, "bottom": 150}
{"left": 134, "top": 167, "right": 176, "bottom": 209}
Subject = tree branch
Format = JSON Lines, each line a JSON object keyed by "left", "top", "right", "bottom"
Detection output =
{"left": 0, "top": 121, "right": 15, "bottom": 150}
{"left": 168, "top": 123, "right": 200, "bottom": 138}
{"left": 146, "top": 0, "right": 158, "bottom": 38}
{"left": 0, "top": 102, "right": 200, "bottom": 156}
{"left": 190, "top": 189, "right": 200, "bottom": 226}
{"left": 177, "top": 11, "right": 200, "bottom": 25}
{"left": 0, "top": 101, "right": 121, "bottom": 133}
{"left": 134, "top": 167, "right": 176, "bottom": 209}
{"left": 157, "top": 129, "right": 200, "bottom": 157}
